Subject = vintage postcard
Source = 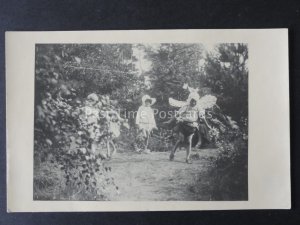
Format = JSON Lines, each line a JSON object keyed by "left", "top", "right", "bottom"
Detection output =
{"left": 6, "top": 29, "right": 290, "bottom": 211}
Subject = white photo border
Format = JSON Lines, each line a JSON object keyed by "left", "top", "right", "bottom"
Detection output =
{"left": 6, "top": 29, "right": 290, "bottom": 212}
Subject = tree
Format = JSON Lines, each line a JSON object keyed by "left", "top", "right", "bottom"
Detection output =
{"left": 204, "top": 43, "right": 248, "bottom": 123}
{"left": 143, "top": 43, "right": 205, "bottom": 122}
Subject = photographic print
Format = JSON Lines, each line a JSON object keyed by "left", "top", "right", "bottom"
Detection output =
{"left": 6, "top": 30, "right": 290, "bottom": 211}
{"left": 33, "top": 43, "right": 248, "bottom": 201}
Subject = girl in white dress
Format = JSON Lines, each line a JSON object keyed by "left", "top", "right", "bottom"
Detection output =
{"left": 135, "top": 95, "right": 157, "bottom": 152}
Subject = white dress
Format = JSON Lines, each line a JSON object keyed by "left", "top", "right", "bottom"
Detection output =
{"left": 135, "top": 106, "right": 157, "bottom": 132}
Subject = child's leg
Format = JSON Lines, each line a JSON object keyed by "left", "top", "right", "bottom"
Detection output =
{"left": 134, "top": 129, "right": 144, "bottom": 152}
{"left": 186, "top": 134, "right": 194, "bottom": 164}
{"left": 109, "top": 140, "right": 117, "bottom": 156}
{"left": 91, "top": 141, "right": 97, "bottom": 154}
{"left": 106, "top": 138, "right": 110, "bottom": 158}
{"left": 144, "top": 130, "right": 150, "bottom": 150}
{"left": 169, "top": 139, "right": 181, "bottom": 161}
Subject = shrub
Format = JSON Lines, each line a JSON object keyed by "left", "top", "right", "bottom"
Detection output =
{"left": 204, "top": 117, "right": 248, "bottom": 200}
{"left": 34, "top": 86, "right": 119, "bottom": 200}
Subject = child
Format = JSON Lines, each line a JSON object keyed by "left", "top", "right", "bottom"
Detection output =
{"left": 97, "top": 95, "right": 129, "bottom": 159}
{"left": 79, "top": 93, "right": 105, "bottom": 158}
{"left": 164, "top": 92, "right": 203, "bottom": 130}
{"left": 167, "top": 92, "right": 204, "bottom": 163}
{"left": 105, "top": 108, "right": 128, "bottom": 158}
{"left": 135, "top": 95, "right": 157, "bottom": 152}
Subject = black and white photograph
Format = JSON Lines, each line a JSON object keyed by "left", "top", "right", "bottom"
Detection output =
{"left": 1, "top": 0, "right": 297, "bottom": 222}
{"left": 33, "top": 42, "right": 248, "bottom": 201}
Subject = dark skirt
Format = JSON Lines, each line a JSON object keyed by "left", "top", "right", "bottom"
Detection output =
{"left": 175, "top": 122, "right": 199, "bottom": 147}
{"left": 178, "top": 122, "right": 197, "bottom": 136}
{"left": 173, "top": 121, "right": 210, "bottom": 147}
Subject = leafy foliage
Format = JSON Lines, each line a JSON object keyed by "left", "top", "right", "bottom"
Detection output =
{"left": 34, "top": 44, "right": 139, "bottom": 200}
{"left": 34, "top": 43, "right": 248, "bottom": 200}
{"left": 204, "top": 44, "right": 248, "bottom": 121}
{"left": 143, "top": 44, "right": 205, "bottom": 122}
{"left": 208, "top": 122, "right": 248, "bottom": 200}
{"left": 144, "top": 43, "right": 248, "bottom": 199}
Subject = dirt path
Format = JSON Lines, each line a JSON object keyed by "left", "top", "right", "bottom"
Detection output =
{"left": 105, "top": 149, "right": 219, "bottom": 201}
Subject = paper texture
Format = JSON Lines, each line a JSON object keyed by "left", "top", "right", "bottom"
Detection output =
{"left": 6, "top": 29, "right": 290, "bottom": 211}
